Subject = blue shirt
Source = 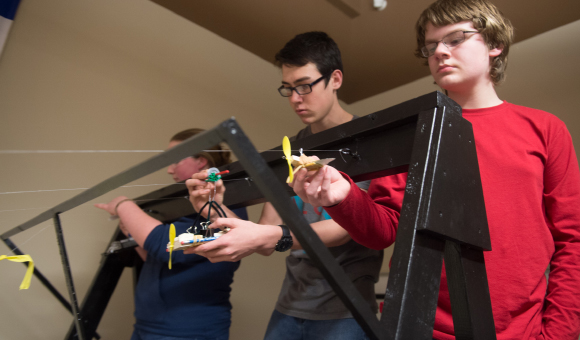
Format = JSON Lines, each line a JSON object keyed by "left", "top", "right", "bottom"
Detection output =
{"left": 134, "top": 208, "right": 247, "bottom": 337}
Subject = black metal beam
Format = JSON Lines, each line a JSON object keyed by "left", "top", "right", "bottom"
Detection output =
{"left": 53, "top": 214, "right": 85, "bottom": 340}
{"left": 413, "top": 102, "right": 490, "bottom": 250}
{"left": 444, "top": 241, "right": 496, "bottom": 340}
{"left": 1, "top": 91, "right": 497, "bottom": 340}
{"left": 80, "top": 91, "right": 496, "bottom": 339}
{"left": 214, "top": 119, "right": 384, "bottom": 339}
{"left": 378, "top": 100, "right": 495, "bottom": 339}
{"left": 131, "top": 91, "right": 440, "bottom": 215}
{"left": 2, "top": 238, "right": 74, "bottom": 313}
{"left": 65, "top": 229, "right": 137, "bottom": 340}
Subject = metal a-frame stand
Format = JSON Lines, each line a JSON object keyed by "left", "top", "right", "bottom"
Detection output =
{"left": 1, "top": 91, "right": 495, "bottom": 340}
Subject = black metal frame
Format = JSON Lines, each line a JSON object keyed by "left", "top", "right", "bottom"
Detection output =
{"left": 1, "top": 91, "right": 496, "bottom": 340}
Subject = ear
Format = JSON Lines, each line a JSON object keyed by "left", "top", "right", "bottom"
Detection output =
{"left": 195, "top": 156, "right": 209, "bottom": 169}
{"left": 329, "top": 69, "right": 343, "bottom": 91}
{"left": 489, "top": 44, "right": 503, "bottom": 58}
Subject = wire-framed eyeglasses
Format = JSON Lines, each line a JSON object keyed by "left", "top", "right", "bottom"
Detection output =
{"left": 421, "top": 30, "right": 479, "bottom": 58}
{"left": 278, "top": 74, "right": 328, "bottom": 97}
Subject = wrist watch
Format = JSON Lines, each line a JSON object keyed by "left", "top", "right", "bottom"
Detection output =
{"left": 275, "top": 225, "right": 293, "bottom": 252}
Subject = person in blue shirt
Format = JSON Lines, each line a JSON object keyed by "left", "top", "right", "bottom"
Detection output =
{"left": 96, "top": 128, "right": 246, "bottom": 340}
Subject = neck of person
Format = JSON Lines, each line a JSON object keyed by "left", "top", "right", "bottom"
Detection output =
{"left": 446, "top": 79, "right": 503, "bottom": 110}
{"left": 310, "top": 103, "right": 353, "bottom": 135}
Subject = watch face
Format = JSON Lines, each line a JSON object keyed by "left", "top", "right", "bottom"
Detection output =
{"left": 276, "top": 236, "right": 293, "bottom": 252}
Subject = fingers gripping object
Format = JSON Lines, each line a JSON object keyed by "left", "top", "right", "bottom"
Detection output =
{"left": 205, "top": 167, "right": 229, "bottom": 183}
{"left": 283, "top": 137, "right": 335, "bottom": 182}
{"left": 166, "top": 169, "right": 230, "bottom": 255}
{"left": 165, "top": 204, "right": 230, "bottom": 253}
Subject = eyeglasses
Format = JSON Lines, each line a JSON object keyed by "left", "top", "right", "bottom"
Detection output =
{"left": 278, "top": 74, "right": 328, "bottom": 97}
{"left": 421, "top": 31, "right": 479, "bottom": 58}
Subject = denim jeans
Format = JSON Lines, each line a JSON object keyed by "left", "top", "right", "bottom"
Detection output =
{"left": 264, "top": 310, "right": 369, "bottom": 340}
{"left": 131, "top": 328, "right": 228, "bottom": 340}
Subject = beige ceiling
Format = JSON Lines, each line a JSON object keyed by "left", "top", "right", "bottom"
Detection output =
{"left": 150, "top": 0, "right": 580, "bottom": 104}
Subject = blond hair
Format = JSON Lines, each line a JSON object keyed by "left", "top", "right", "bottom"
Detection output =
{"left": 415, "top": 0, "right": 513, "bottom": 85}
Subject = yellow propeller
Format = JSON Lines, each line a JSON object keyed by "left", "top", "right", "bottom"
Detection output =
{"left": 168, "top": 223, "right": 176, "bottom": 269}
{"left": 283, "top": 136, "right": 293, "bottom": 183}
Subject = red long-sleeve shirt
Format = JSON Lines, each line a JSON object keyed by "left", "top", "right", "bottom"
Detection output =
{"left": 325, "top": 102, "right": 580, "bottom": 339}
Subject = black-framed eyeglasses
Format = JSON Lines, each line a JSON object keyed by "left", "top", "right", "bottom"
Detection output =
{"left": 278, "top": 74, "right": 328, "bottom": 97}
{"left": 421, "top": 30, "right": 479, "bottom": 58}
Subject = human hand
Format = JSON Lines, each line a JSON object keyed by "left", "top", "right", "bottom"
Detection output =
{"left": 95, "top": 196, "right": 132, "bottom": 235}
{"left": 183, "top": 218, "right": 281, "bottom": 262}
{"left": 289, "top": 166, "right": 350, "bottom": 207}
{"left": 186, "top": 170, "right": 226, "bottom": 218}
{"left": 94, "top": 196, "right": 131, "bottom": 217}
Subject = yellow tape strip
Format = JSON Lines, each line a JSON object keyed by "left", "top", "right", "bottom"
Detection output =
{"left": 168, "top": 224, "right": 176, "bottom": 269}
{"left": 0, "top": 254, "right": 34, "bottom": 290}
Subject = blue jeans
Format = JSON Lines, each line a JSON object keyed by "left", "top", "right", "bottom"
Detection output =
{"left": 264, "top": 310, "right": 370, "bottom": 340}
{"left": 131, "top": 329, "right": 228, "bottom": 340}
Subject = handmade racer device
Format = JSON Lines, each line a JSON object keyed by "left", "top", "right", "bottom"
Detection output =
{"left": 166, "top": 167, "right": 230, "bottom": 253}
{"left": 282, "top": 135, "right": 335, "bottom": 183}
{"left": 290, "top": 154, "right": 335, "bottom": 173}
{"left": 168, "top": 229, "right": 229, "bottom": 251}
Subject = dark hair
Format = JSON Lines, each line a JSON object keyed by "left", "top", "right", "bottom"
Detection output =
{"left": 274, "top": 31, "right": 343, "bottom": 85}
{"left": 415, "top": 0, "right": 513, "bottom": 85}
{"left": 170, "top": 128, "right": 231, "bottom": 168}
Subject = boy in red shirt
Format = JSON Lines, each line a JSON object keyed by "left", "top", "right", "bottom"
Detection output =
{"left": 292, "top": 0, "right": 580, "bottom": 338}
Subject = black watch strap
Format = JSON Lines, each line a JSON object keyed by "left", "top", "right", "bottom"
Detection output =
{"left": 275, "top": 224, "right": 293, "bottom": 252}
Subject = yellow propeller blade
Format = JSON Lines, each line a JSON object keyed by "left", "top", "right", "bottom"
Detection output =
{"left": 283, "top": 136, "right": 293, "bottom": 183}
{"left": 168, "top": 223, "right": 176, "bottom": 269}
